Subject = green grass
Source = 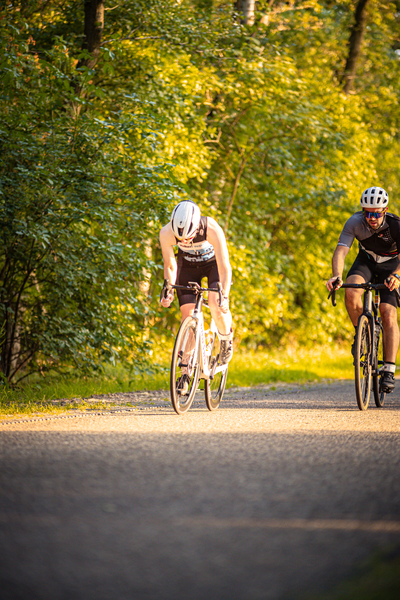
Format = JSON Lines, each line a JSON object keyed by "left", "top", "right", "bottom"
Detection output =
{"left": 227, "top": 346, "right": 354, "bottom": 387}
{"left": 0, "top": 346, "right": 354, "bottom": 418}
{"left": 304, "top": 547, "right": 400, "bottom": 600}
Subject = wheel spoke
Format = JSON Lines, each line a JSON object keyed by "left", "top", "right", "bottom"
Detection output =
{"left": 354, "top": 315, "right": 372, "bottom": 411}
{"left": 373, "top": 321, "right": 386, "bottom": 408}
{"left": 170, "top": 318, "right": 200, "bottom": 415}
{"left": 204, "top": 332, "right": 228, "bottom": 411}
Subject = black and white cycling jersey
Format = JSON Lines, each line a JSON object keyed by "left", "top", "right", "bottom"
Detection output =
{"left": 176, "top": 216, "right": 216, "bottom": 264}
{"left": 338, "top": 211, "right": 400, "bottom": 263}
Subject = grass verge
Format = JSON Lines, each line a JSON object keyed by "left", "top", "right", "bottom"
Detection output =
{"left": 304, "top": 546, "right": 400, "bottom": 600}
{"left": 0, "top": 346, "right": 353, "bottom": 418}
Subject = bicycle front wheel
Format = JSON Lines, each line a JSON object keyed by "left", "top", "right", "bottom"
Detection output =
{"left": 354, "top": 314, "right": 372, "bottom": 411}
{"left": 170, "top": 317, "right": 200, "bottom": 415}
{"left": 204, "top": 332, "right": 228, "bottom": 411}
{"left": 372, "top": 321, "right": 386, "bottom": 408}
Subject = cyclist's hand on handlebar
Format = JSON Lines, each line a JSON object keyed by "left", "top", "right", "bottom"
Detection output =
{"left": 160, "top": 279, "right": 174, "bottom": 307}
{"left": 385, "top": 275, "right": 400, "bottom": 292}
{"left": 219, "top": 295, "right": 230, "bottom": 314}
{"left": 326, "top": 276, "right": 343, "bottom": 292}
{"left": 160, "top": 292, "right": 174, "bottom": 308}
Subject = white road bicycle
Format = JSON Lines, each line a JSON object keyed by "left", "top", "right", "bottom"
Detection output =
{"left": 161, "top": 280, "right": 229, "bottom": 415}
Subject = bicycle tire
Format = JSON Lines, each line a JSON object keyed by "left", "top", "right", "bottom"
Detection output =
{"left": 170, "top": 317, "right": 200, "bottom": 415}
{"left": 354, "top": 314, "right": 372, "bottom": 411}
{"left": 372, "top": 320, "right": 386, "bottom": 408}
{"left": 204, "top": 332, "right": 228, "bottom": 411}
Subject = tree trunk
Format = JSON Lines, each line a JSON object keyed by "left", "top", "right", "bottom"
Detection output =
{"left": 342, "top": 0, "right": 371, "bottom": 94}
{"left": 235, "top": 0, "right": 255, "bottom": 26}
{"left": 73, "top": 0, "right": 105, "bottom": 115}
{"left": 78, "top": 0, "right": 105, "bottom": 70}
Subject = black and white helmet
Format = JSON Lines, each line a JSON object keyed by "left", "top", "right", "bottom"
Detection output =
{"left": 170, "top": 201, "right": 201, "bottom": 241}
{"left": 360, "top": 186, "right": 389, "bottom": 209}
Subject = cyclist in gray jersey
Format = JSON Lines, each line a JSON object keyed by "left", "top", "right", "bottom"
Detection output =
{"left": 159, "top": 201, "right": 233, "bottom": 392}
{"left": 326, "top": 186, "right": 400, "bottom": 393}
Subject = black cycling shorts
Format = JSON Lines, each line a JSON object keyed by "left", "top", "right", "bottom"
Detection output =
{"left": 346, "top": 251, "right": 400, "bottom": 307}
{"left": 176, "top": 258, "right": 220, "bottom": 306}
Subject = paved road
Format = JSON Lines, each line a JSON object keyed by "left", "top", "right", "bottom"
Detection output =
{"left": 1, "top": 381, "right": 400, "bottom": 600}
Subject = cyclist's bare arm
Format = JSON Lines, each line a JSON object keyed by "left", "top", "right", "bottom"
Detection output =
{"left": 159, "top": 225, "right": 177, "bottom": 307}
{"left": 326, "top": 245, "right": 350, "bottom": 291}
{"left": 207, "top": 218, "right": 232, "bottom": 300}
{"left": 386, "top": 253, "right": 400, "bottom": 291}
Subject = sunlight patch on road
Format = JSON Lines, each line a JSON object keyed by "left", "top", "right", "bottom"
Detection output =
{"left": 3, "top": 407, "right": 400, "bottom": 434}
{"left": 179, "top": 516, "right": 400, "bottom": 533}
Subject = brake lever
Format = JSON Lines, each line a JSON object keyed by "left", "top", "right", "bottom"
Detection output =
{"left": 327, "top": 277, "right": 341, "bottom": 307}
{"left": 160, "top": 278, "right": 172, "bottom": 302}
{"left": 217, "top": 282, "right": 223, "bottom": 307}
{"left": 328, "top": 289, "right": 336, "bottom": 307}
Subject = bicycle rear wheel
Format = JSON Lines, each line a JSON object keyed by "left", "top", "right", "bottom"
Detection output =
{"left": 204, "top": 332, "right": 228, "bottom": 411}
{"left": 354, "top": 314, "right": 372, "bottom": 411}
{"left": 170, "top": 317, "right": 200, "bottom": 415}
{"left": 372, "top": 321, "right": 386, "bottom": 408}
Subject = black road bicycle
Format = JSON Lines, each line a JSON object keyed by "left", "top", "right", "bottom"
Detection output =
{"left": 161, "top": 280, "right": 229, "bottom": 415}
{"left": 329, "top": 278, "right": 399, "bottom": 411}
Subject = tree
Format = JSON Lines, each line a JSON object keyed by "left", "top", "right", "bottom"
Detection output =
{"left": 235, "top": 0, "right": 256, "bottom": 25}
{"left": 0, "top": 4, "right": 175, "bottom": 383}
{"left": 342, "top": 0, "right": 371, "bottom": 94}
{"left": 74, "top": 0, "right": 105, "bottom": 115}
{"left": 2, "top": 0, "right": 400, "bottom": 381}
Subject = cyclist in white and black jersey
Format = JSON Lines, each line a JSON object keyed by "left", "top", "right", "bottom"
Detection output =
{"left": 159, "top": 201, "right": 233, "bottom": 391}
{"left": 326, "top": 186, "right": 400, "bottom": 393}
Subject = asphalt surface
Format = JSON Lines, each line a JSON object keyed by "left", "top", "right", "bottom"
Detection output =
{"left": 1, "top": 381, "right": 400, "bottom": 600}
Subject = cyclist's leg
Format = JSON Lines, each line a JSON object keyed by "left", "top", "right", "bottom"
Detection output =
{"left": 379, "top": 303, "right": 399, "bottom": 362}
{"left": 345, "top": 253, "right": 373, "bottom": 326}
{"left": 178, "top": 304, "right": 196, "bottom": 373}
{"left": 345, "top": 274, "right": 365, "bottom": 326}
{"left": 176, "top": 259, "right": 198, "bottom": 321}
{"left": 206, "top": 262, "right": 232, "bottom": 333}
{"left": 180, "top": 303, "right": 195, "bottom": 320}
{"left": 375, "top": 257, "right": 400, "bottom": 361}
{"left": 208, "top": 295, "right": 232, "bottom": 335}
{"left": 175, "top": 263, "right": 200, "bottom": 387}
{"left": 207, "top": 262, "right": 233, "bottom": 364}
{"left": 378, "top": 302, "right": 398, "bottom": 392}
{"left": 375, "top": 258, "right": 400, "bottom": 392}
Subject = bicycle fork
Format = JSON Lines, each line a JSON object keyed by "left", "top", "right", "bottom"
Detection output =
{"left": 194, "top": 311, "right": 216, "bottom": 380}
{"left": 361, "top": 290, "right": 382, "bottom": 375}
{"left": 177, "top": 309, "right": 208, "bottom": 379}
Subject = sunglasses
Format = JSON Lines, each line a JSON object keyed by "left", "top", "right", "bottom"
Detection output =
{"left": 364, "top": 210, "right": 385, "bottom": 219}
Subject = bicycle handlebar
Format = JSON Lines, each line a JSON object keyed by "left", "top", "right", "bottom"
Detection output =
{"left": 160, "top": 279, "right": 223, "bottom": 306}
{"left": 328, "top": 277, "right": 400, "bottom": 307}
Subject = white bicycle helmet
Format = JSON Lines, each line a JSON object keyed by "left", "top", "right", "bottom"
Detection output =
{"left": 360, "top": 186, "right": 389, "bottom": 209}
{"left": 170, "top": 201, "right": 201, "bottom": 241}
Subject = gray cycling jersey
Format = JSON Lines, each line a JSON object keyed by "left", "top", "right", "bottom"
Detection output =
{"left": 338, "top": 211, "right": 400, "bottom": 263}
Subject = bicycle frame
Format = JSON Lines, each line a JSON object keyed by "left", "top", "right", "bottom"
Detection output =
{"left": 190, "top": 290, "right": 227, "bottom": 381}
{"left": 328, "top": 278, "right": 399, "bottom": 410}
{"left": 360, "top": 287, "right": 379, "bottom": 368}
{"left": 163, "top": 279, "right": 228, "bottom": 381}
{"left": 329, "top": 281, "right": 388, "bottom": 372}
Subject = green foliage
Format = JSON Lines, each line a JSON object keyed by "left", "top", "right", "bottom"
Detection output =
{"left": 0, "top": 346, "right": 353, "bottom": 417}
{"left": 305, "top": 547, "right": 400, "bottom": 600}
{"left": 0, "top": 7, "right": 176, "bottom": 382}
{"left": 2, "top": 1, "right": 400, "bottom": 384}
